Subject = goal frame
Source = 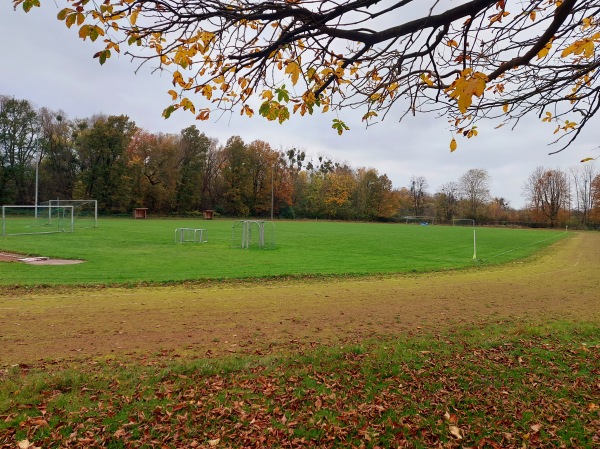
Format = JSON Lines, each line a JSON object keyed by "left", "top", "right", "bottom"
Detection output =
{"left": 2, "top": 205, "right": 74, "bottom": 236}
{"left": 403, "top": 216, "right": 435, "bottom": 225}
{"left": 452, "top": 218, "right": 476, "bottom": 227}
{"left": 231, "top": 220, "right": 276, "bottom": 249}
{"left": 47, "top": 199, "right": 98, "bottom": 228}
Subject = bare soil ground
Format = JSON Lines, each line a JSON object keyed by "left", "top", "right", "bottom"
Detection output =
{"left": 0, "top": 232, "right": 598, "bottom": 366}
{"left": 0, "top": 252, "right": 83, "bottom": 265}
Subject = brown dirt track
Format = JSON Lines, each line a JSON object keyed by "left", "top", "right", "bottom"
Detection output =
{"left": 0, "top": 232, "right": 598, "bottom": 367}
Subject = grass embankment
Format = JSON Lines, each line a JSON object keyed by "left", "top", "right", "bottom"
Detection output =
{"left": 0, "top": 218, "right": 567, "bottom": 286}
{"left": 1, "top": 322, "right": 599, "bottom": 448}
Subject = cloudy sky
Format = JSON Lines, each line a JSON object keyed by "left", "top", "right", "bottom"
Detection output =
{"left": 2, "top": 1, "right": 598, "bottom": 209}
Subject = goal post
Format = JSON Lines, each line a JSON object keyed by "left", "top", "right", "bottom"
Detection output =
{"left": 452, "top": 218, "right": 476, "bottom": 227}
{"left": 1, "top": 205, "right": 74, "bottom": 236}
{"left": 231, "top": 220, "right": 275, "bottom": 249}
{"left": 403, "top": 216, "right": 434, "bottom": 225}
{"left": 46, "top": 199, "right": 98, "bottom": 228}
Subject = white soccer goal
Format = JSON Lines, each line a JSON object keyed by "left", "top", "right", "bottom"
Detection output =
{"left": 231, "top": 220, "right": 275, "bottom": 249}
{"left": 452, "top": 218, "right": 476, "bottom": 227}
{"left": 46, "top": 199, "right": 98, "bottom": 228}
{"left": 174, "top": 227, "right": 207, "bottom": 243}
{"left": 403, "top": 216, "right": 434, "bottom": 225}
{"left": 1, "top": 205, "right": 74, "bottom": 236}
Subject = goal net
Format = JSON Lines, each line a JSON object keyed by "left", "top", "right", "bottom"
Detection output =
{"left": 403, "top": 216, "right": 434, "bottom": 225}
{"left": 1, "top": 205, "right": 74, "bottom": 236}
{"left": 231, "top": 220, "right": 275, "bottom": 249}
{"left": 46, "top": 199, "right": 98, "bottom": 229}
{"left": 452, "top": 218, "right": 476, "bottom": 227}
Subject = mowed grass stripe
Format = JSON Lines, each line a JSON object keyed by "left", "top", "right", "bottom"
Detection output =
{"left": 0, "top": 219, "right": 567, "bottom": 286}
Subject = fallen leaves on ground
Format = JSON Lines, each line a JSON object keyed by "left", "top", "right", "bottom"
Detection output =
{"left": 1, "top": 330, "right": 599, "bottom": 448}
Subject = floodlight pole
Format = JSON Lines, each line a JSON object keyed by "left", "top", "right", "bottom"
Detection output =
{"left": 270, "top": 165, "right": 274, "bottom": 220}
{"left": 34, "top": 151, "right": 41, "bottom": 218}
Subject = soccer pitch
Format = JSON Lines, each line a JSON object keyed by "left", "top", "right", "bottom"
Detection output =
{"left": 0, "top": 218, "right": 568, "bottom": 286}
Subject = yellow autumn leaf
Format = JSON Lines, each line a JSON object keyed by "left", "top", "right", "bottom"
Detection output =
{"left": 167, "top": 90, "right": 178, "bottom": 100}
{"left": 582, "top": 16, "right": 594, "bottom": 30}
{"left": 78, "top": 25, "right": 91, "bottom": 40}
{"left": 537, "top": 39, "right": 553, "bottom": 59}
{"left": 502, "top": 103, "right": 509, "bottom": 113}
{"left": 201, "top": 84, "right": 213, "bottom": 100}
{"left": 180, "top": 97, "right": 196, "bottom": 114}
{"left": 261, "top": 90, "right": 274, "bottom": 101}
{"left": 445, "top": 69, "right": 488, "bottom": 114}
{"left": 561, "top": 39, "right": 595, "bottom": 59}
{"left": 450, "top": 138, "right": 457, "bottom": 152}
{"left": 130, "top": 8, "right": 139, "bottom": 26}
{"left": 362, "top": 111, "right": 378, "bottom": 121}
{"left": 420, "top": 73, "right": 434, "bottom": 87}
{"left": 172, "top": 71, "right": 186, "bottom": 87}
{"left": 581, "top": 157, "right": 595, "bottom": 163}
{"left": 285, "top": 61, "right": 301, "bottom": 85}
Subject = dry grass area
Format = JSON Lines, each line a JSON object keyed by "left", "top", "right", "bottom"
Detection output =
{"left": 0, "top": 232, "right": 598, "bottom": 367}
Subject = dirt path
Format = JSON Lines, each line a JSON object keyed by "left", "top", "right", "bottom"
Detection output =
{"left": 0, "top": 232, "right": 598, "bottom": 366}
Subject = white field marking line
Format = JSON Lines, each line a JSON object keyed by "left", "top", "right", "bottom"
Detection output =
{"left": 489, "top": 231, "right": 567, "bottom": 259}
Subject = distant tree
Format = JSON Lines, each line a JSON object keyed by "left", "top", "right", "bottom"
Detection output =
{"left": 523, "top": 167, "right": 569, "bottom": 227}
{"left": 0, "top": 96, "right": 39, "bottom": 203}
{"left": 323, "top": 167, "right": 357, "bottom": 219}
{"left": 16, "top": 0, "right": 600, "bottom": 154}
{"left": 245, "top": 140, "right": 279, "bottom": 216}
{"left": 371, "top": 175, "right": 399, "bottom": 220}
{"left": 220, "top": 136, "right": 251, "bottom": 216}
{"left": 570, "top": 163, "right": 597, "bottom": 227}
{"left": 127, "top": 129, "right": 180, "bottom": 213}
{"left": 409, "top": 176, "right": 429, "bottom": 216}
{"left": 74, "top": 115, "right": 137, "bottom": 213}
{"left": 434, "top": 182, "right": 460, "bottom": 222}
{"left": 458, "top": 169, "right": 491, "bottom": 218}
{"left": 37, "top": 108, "right": 78, "bottom": 200}
{"left": 592, "top": 174, "right": 600, "bottom": 224}
{"left": 176, "top": 125, "right": 210, "bottom": 213}
{"left": 487, "top": 197, "right": 511, "bottom": 222}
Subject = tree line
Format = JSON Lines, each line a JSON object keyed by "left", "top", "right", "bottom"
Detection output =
{"left": 1, "top": 95, "right": 599, "bottom": 227}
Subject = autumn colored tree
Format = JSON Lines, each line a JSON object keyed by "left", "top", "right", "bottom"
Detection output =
{"left": 591, "top": 174, "right": 600, "bottom": 224}
{"left": 434, "top": 182, "right": 460, "bottom": 223}
{"left": 127, "top": 129, "right": 180, "bottom": 213}
{"left": 523, "top": 166, "right": 569, "bottom": 227}
{"left": 323, "top": 167, "right": 357, "bottom": 219}
{"left": 14, "top": 0, "right": 600, "bottom": 154}
{"left": 486, "top": 197, "right": 512, "bottom": 222}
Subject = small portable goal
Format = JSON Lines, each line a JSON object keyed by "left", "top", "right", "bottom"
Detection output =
{"left": 231, "top": 220, "right": 275, "bottom": 249}
{"left": 175, "top": 228, "right": 207, "bottom": 243}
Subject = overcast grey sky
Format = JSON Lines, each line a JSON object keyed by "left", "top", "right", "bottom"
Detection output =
{"left": 2, "top": 2, "right": 598, "bottom": 209}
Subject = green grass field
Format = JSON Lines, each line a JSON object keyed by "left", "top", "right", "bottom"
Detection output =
{"left": 0, "top": 218, "right": 567, "bottom": 286}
